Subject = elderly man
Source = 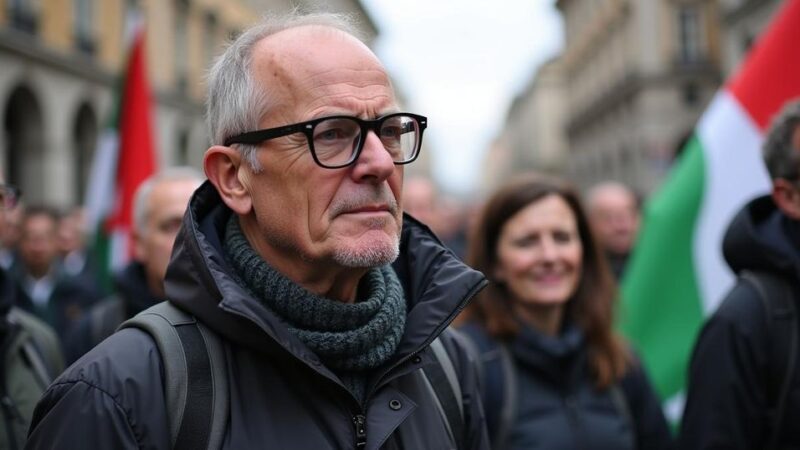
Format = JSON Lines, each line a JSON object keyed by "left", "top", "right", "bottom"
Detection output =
{"left": 586, "top": 181, "right": 640, "bottom": 279}
{"left": 681, "top": 99, "right": 800, "bottom": 448}
{"left": 27, "top": 12, "right": 488, "bottom": 450}
{"left": 63, "top": 167, "right": 203, "bottom": 363}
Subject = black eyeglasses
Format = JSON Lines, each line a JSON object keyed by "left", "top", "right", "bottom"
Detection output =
{"left": 224, "top": 112, "right": 427, "bottom": 169}
{"left": 0, "top": 184, "right": 20, "bottom": 210}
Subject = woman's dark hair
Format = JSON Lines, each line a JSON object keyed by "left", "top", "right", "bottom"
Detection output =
{"left": 458, "top": 173, "right": 630, "bottom": 388}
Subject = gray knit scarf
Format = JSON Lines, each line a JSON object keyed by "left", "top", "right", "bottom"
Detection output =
{"left": 223, "top": 216, "right": 406, "bottom": 402}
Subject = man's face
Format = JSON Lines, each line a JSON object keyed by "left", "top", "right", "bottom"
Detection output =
{"left": 57, "top": 211, "right": 85, "bottom": 255}
{"left": 133, "top": 179, "right": 198, "bottom": 296}
{"left": 589, "top": 188, "right": 640, "bottom": 255}
{"left": 19, "top": 213, "right": 59, "bottom": 277}
{"left": 236, "top": 27, "right": 404, "bottom": 283}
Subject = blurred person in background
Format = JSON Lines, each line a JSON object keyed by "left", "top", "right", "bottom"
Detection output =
{"left": 456, "top": 173, "right": 672, "bottom": 450}
{"left": 0, "top": 201, "right": 22, "bottom": 271}
{"left": 681, "top": 99, "right": 800, "bottom": 449}
{"left": 403, "top": 176, "right": 439, "bottom": 227}
{"left": 10, "top": 206, "right": 102, "bottom": 340}
{"left": 57, "top": 206, "right": 102, "bottom": 298}
{"left": 586, "top": 181, "right": 641, "bottom": 280}
{"left": 64, "top": 167, "right": 203, "bottom": 363}
{"left": 0, "top": 174, "right": 63, "bottom": 449}
{"left": 403, "top": 176, "right": 467, "bottom": 259}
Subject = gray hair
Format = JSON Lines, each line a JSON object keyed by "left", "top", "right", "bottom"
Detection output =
{"left": 205, "top": 11, "right": 363, "bottom": 172}
{"left": 763, "top": 99, "right": 800, "bottom": 181}
{"left": 133, "top": 166, "right": 205, "bottom": 234}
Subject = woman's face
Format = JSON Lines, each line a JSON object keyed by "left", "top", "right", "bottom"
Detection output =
{"left": 494, "top": 194, "right": 583, "bottom": 308}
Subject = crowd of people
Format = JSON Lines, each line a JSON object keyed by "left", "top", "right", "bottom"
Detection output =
{"left": 0, "top": 9, "right": 795, "bottom": 450}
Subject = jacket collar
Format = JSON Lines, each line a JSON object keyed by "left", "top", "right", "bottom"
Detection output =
{"left": 165, "top": 181, "right": 487, "bottom": 366}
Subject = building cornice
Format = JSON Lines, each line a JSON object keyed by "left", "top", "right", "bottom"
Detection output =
{"left": 0, "top": 28, "right": 114, "bottom": 85}
{"left": 564, "top": 61, "right": 721, "bottom": 137}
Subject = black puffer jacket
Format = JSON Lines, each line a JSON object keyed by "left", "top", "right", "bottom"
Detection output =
{"left": 461, "top": 322, "right": 672, "bottom": 450}
{"left": 680, "top": 195, "right": 800, "bottom": 449}
{"left": 26, "top": 182, "right": 489, "bottom": 449}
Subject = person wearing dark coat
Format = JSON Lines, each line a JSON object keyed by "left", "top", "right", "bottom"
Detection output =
{"left": 457, "top": 174, "right": 672, "bottom": 450}
{"left": 26, "top": 12, "right": 489, "bottom": 450}
{"left": 680, "top": 99, "right": 800, "bottom": 449}
{"left": 63, "top": 168, "right": 202, "bottom": 364}
{"left": 9, "top": 206, "right": 102, "bottom": 340}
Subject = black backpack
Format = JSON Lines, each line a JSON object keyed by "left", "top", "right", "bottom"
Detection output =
{"left": 120, "top": 302, "right": 468, "bottom": 450}
{"left": 739, "top": 270, "right": 797, "bottom": 450}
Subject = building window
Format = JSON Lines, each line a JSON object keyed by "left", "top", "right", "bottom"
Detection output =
{"left": 73, "top": 103, "right": 98, "bottom": 202}
{"left": 8, "top": 0, "right": 39, "bottom": 34}
{"left": 204, "top": 12, "right": 218, "bottom": 67}
{"left": 74, "top": 0, "right": 95, "bottom": 55}
{"left": 175, "top": 0, "right": 190, "bottom": 94}
{"left": 677, "top": 6, "right": 702, "bottom": 64}
{"left": 176, "top": 129, "right": 189, "bottom": 165}
{"left": 683, "top": 82, "right": 700, "bottom": 106}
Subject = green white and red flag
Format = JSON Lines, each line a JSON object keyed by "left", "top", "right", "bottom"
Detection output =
{"left": 619, "top": 0, "right": 800, "bottom": 422}
{"left": 84, "top": 21, "right": 157, "bottom": 291}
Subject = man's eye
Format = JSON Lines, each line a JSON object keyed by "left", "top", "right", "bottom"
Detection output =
{"left": 316, "top": 129, "right": 343, "bottom": 141}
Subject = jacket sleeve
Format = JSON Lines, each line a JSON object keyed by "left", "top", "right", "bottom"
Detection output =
{"left": 620, "top": 356, "right": 674, "bottom": 450}
{"left": 442, "top": 328, "right": 491, "bottom": 450}
{"left": 679, "top": 282, "right": 769, "bottom": 450}
{"left": 26, "top": 380, "right": 140, "bottom": 449}
{"left": 25, "top": 329, "right": 171, "bottom": 450}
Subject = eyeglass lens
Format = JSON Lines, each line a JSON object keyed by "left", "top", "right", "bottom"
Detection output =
{"left": 312, "top": 115, "right": 419, "bottom": 167}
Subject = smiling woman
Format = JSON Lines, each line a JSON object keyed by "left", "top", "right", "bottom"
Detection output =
{"left": 455, "top": 173, "right": 674, "bottom": 450}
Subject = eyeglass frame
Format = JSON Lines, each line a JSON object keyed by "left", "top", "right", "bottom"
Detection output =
{"left": 223, "top": 112, "right": 428, "bottom": 169}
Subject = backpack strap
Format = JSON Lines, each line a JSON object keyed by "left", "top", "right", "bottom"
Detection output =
{"left": 119, "top": 302, "right": 229, "bottom": 450}
{"left": 457, "top": 324, "right": 517, "bottom": 450}
{"left": 494, "top": 343, "right": 516, "bottom": 450}
{"left": 7, "top": 307, "right": 63, "bottom": 386}
{"left": 740, "top": 270, "right": 797, "bottom": 450}
{"left": 420, "top": 330, "right": 465, "bottom": 450}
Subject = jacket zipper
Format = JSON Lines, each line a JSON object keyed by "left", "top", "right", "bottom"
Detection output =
{"left": 364, "top": 278, "right": 487, "bottom": 403}
{"left": 353, "top": 413, "right": 367, "bottom": 448}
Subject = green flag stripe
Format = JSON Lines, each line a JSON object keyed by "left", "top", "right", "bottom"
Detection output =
{"left": 619, "top": 134, "right": 706, "bottom": 400}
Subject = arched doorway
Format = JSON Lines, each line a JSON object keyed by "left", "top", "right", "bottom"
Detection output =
{"left": 3, "top": 85, "right": 44, "bottom": 203}
{"left": 73, "top": 102, "right": 98, "bottom": 203}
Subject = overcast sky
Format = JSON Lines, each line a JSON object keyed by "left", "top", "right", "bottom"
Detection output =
{"left": 361, "top": 0, "right": 564, "bottom": 195}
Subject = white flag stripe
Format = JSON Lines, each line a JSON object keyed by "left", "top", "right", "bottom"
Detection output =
{"left": 694, "top": 90, "right": 770, "bottom": 314}
{"left": 84, "top": 130, "right": 119, "bottom": 235}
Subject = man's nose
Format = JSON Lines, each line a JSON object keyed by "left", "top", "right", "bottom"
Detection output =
{"left": 350, "top": 131, "right": 396, "bottom": 182}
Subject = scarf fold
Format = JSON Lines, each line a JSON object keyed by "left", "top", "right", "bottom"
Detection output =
{"left": 223, "top": 216, "right": 406, "bottom": 401}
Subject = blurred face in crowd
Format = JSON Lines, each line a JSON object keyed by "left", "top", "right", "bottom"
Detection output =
{"left": 19, "top": 212, "right": 60, "bottom": 278}
{"left": 57, "top": 209, "right": 86, "bottom": 255}
{"left": 494, "top": 194, "right": 583, "bottom": 310}
{"left": 2, "top": 203, "right": 22, "bottom": 249}
{"left": 211, "top": 26, "right": 403, "bottom": 301}
{"left": 773, "top": 124, "right": 800, "bottom": 220}
{"left": 133, "top": 179, "right": 198, "bottom": 298}
{"left": 403, "top": 177, "right": 437, "bottom": 227}
{"left": 587, "top": 184, "right": 640, "bottom": 255}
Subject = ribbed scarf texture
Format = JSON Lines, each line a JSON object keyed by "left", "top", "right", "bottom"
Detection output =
{"left": 223, "top": 216, "right": 406, "bottom": 403}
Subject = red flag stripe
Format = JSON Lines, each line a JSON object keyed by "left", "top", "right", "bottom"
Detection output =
{"left": 107, "top": 26, "right": 158, "bottom": 257}
{"left": 727, "top": 0, "right": 800, "bottom": 132}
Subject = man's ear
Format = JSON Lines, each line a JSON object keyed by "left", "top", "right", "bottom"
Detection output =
{"left": 772, "top": 178, "right": 800, "bottom": 220}
{"left": 204, "top": 146, "right": 253, "bottom": 215}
